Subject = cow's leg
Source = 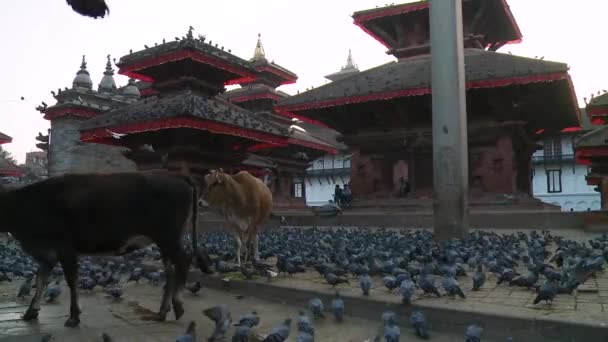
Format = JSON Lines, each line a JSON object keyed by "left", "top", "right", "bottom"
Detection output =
{"left": 252, "top": 232, "right": 260, "bottom": 261}
{"left": 155, "top": 257, "right": 174, "bottom": 321}
{"left": 169, "top": 247, "right": 188, "bottom": 320}
{"left": 235, "top": 234, "right": 243, "bottom": 267}
{"left": 23, "top": 260, "right": 55, "bottom": 321}
{"left": 60, "top": 253, "right": 81, "bottom": 327}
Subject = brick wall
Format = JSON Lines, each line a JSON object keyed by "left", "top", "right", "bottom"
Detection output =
{"left": 48, "top": 117, "right": 136, "bottom": 176}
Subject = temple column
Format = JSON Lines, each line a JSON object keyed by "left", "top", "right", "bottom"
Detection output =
{"left": 430, "top": 0, "right": 469, "bottom": 240}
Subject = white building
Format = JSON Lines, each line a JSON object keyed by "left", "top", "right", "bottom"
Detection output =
{"left": 532, "top": 130, "right": 600, "bottom": 211}
{"left": 304, "top": 153, "right": 351, "bottom": 206}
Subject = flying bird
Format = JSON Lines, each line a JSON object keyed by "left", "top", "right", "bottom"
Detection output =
{"left": 66, "top": 0, "right": 109, "bottom": 19}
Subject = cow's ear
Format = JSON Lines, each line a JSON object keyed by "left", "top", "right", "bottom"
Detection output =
{"left": 219, "top": 168, "right": 224, "bottom": 173}
{"left": 214, "top": 172, "right": 223, "bottom": 184}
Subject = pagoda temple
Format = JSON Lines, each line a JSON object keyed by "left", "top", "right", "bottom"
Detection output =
{"left": 221, "top": 34, "right": 344, "bottom": 207}
{"left": 0, "top": 132, "right": 23, "bottom": 178}
{"left": 575, "top": 94, "right": 608, "bottom": 208}
{"left": 275, "top": 0, "right": 580, "bottom": 209}
{"left": 38, "top": 28, "right": 340, "bottom": 208}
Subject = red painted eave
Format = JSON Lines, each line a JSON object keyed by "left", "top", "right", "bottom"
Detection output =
{"left": 352, "top": 0, "right": 522, "bottom": 49}
{"left": 80, "top": 117, "right": 287, "bottom": 146}
{"left": 276, "top": 72, "right": 575, "bottom": 129}
{"left": 118, "top": 50, "right": 257, "bottom": 86}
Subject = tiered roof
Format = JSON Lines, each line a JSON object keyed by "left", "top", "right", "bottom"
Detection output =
{"left": 586, "top": 92, "right": 608, "bottom": 125}
{"left": 276, "top": 49, "right": 579, "bottom": 130}
{"left": 325, "top": 50, "right": 360, "bottom": 82}
{"left": 73, "top": 28, "right": 339, "bottom": 164}
{"left": 352, "top": 0, "right": 522, "bottom": 58}
{"left": 37, "top": 55, "right": 140, "bottom": 121}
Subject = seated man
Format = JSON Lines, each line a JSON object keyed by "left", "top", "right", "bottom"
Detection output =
{"left": 342, "top": 184, "right": 353, "bottom": 206}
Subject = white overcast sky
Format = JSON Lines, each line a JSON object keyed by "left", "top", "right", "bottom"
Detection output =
{"left": 1, "top": 0, "right": 607, "bottom": 163}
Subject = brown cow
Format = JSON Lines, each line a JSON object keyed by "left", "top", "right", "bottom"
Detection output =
{"left": 201, "top": 169, "right": 273, "bottom": 265}
{"left": 0, "top": 171, "right": 212, "bottom": 327}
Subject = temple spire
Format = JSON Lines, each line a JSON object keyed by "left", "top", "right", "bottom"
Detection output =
{"left": 252, "top": 33, "right": 266, "bottom": 61}
{"left": 343, "top": 49, "right": 358, "bottom": 71}
{"left": 72, "top": 55, "right": 93, "bottom": 89}
{"left": 98, "top": 54, "right": 117, "bottom": 93}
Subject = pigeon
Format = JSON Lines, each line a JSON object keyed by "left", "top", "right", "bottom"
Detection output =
{"left": 176, "top": 321, "right": 196, "bottom": 342}
{"left": 40, "top": 334, "right": 53, "bottom": 342}
{"left": 533, "top": 280, "right": 557, "bottom": 305}
{"left": 295, "top": 331, "right": 314, "bottom": 342}
{"left": 263, "top": 318, "right": 291, "bottom": 342}
{"left": 232, "top": 325, "right": 253, "bottom": 342}
{"left": 360, "top": 273, "right": 372, "bottom": 296}
{"left": 419, "top": 273, "right": 441, "bottom": 297}
{"left": 105, "top": 284, "right": 123, "bottom": 299}
{"left": 101, "top": 332, "right": 114, "bottom": 342}
{"left": 235, "top": 310, "right": 260, "bottom": 328}
{"left": 65, "top": 0, "right": 109, "bottom": 19}
{"left": 472, "top": 265, "right": 485, "bottom": 291}
{"left": 308, "top": 298, "right": 325, "bottom": 319}
{"left": 18, "top": 277, "right": 32, "bottom": 298}
{"left": 203, "top": 305, "right": 232, "bottom": 341}
{"left": 409, "top": 311, "right": 430, "bottom": 339}
{"left": 383, "top": 276, "right": 399, "bottom": 292}
{"left": 384, "top": 321, "right": 400, "bottom": 342}
{"left": 381, "top": 310, "right": 396, "bottom": 326}
{"left": 297, "top": 310, "right": 315, "bottom": 335}
{"left": 399, "top": 278, "right": 416, "bottom": 305}
{"left": 331, "top": 291, "right": 344, "bottom": 322}
{"left": 324, "top": 272, "right": 348, "bottom": 287}
{"left": 186, "top": 281, "right": 202, "bottom": 295}
{"left": 45, "top": 280, "right": 61, "bottom": 302}
{"left": 465, "top": 323, "right": 483, "bottom": 342}
{"left": 442, "top": 276, "right": 465, "bottom": 299}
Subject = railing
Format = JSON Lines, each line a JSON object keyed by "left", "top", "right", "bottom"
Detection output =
{"left": 531, "top": 154, "right": 575, "bottom": 163}
{"left": 305, "top": 167, "right": 351, "bottom": 177}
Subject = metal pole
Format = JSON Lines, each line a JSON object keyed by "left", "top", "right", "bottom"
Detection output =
{"left": 429, "top": 0, "right": 469, "bottom": 240}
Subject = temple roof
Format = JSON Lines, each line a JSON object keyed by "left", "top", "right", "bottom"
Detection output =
{"left": 116, "top": 27, "right": 256, "bottom": 84}
{"left": 576, "top": 125, "right": 608, "bottom": 149}
{"left": 0, "top": 132, "right": 12, "bottom": 144}
{"left": 222, "top": 84, "right": 290, "bottom": 103}
{"left": 352, "top": 0, "right": 522, "bottom": 56}
{"left": 80, "top": 92, "right": 288, "bottom": 141}
{"left": 325, "top": 50, "right": 360, "bottom": 82}
{"left": 276, "top": 49, "right": 574, "bottom": 125}
{"left": 586, "top": 92, "right": 608, "bottom": 125}
{"left": 588, "top": 93, "right": 608, "bottom": 108}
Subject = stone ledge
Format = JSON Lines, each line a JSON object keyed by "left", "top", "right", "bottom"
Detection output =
{"left": 191, "top": 272, "right": 608, "bottom": 342}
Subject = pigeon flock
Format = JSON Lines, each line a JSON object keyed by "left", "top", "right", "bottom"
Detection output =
{"left": 0, "top": 227, "right": 607, "bottom": 341}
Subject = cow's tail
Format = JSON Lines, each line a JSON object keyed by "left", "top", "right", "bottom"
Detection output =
{"left": 185, "top": 176, "right": 214, "bottom": 275}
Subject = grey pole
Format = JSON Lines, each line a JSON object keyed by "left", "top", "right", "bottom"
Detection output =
{"left": 429, "top": 0, "right": 469, "bottom": 240}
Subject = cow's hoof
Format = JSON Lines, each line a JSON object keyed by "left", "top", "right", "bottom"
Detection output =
{"left": 154, "top": 312, "right": 168, "bottom": 322}
{"left": 64, "top": 317, "right": 80, "bottom": 328}
{"left": 22, "top": 309, "right": 39, "bottom": 321}
{"left": 173, "top": 304, "right": 185, "bottom": 320}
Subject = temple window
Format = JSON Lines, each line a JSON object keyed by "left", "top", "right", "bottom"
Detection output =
{"left": 293, "top": 182, "right": 303, "bottom": 198}
{"left": 546, "top": 169, "right": 562, "bottom": 193}
{"left": 543, "top": 137, "right": 562, "bottom": 160}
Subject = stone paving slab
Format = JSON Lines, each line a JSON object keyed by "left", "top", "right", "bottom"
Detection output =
{"left": 0, "top": 282, "right": 479, "bottom": 342}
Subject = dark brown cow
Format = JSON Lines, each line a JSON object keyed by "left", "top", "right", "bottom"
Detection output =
{"left": 0, "top": 171, "right": 212, "bottom": 327}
